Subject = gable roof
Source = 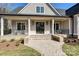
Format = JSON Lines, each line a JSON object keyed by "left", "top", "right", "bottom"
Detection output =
{"left": 17, "top": 3, "right": 61, "bottom": 16}
{"left": 56, "top": 9, "right": 66, "bottom": 16}
{"left": 66, "top": 3, "right": 77, "bottom": 16}
{"left": 11, "top": 6, "right": 24, "bottom": 14}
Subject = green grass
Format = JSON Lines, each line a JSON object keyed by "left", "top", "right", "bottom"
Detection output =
{"left": 0, "top": 45, "right": 41, "bottom": 56}
{"left": 62, "top": 44, "right": 79, "bottom": 56}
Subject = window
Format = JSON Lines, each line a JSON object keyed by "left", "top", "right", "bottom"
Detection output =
{"left": 36, "top": 7, "right": 40, "bottom": 13}
{"left": 17, "top": 23, "right": 25, "bottom": 30}
{"left": 36, "top": 6, "right": 44, "bottom": 13}
{"left": 54, "top": 23, "right": 60, "bottom": 30}
{"left": 41, "top": 7, "right": 44, "bottom": 13}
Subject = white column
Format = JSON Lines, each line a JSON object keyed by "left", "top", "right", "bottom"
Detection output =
{"left": 1, "top": 17, "right": 4, "bottom": 36}
{"left": 28, "top": 18, "right": 31, "bottom": 35}
{"left": 69, "top": 19, "right": 72, "bottom": 35}
{"left": 52, "top": 19, "right": 54, "bottom": 35}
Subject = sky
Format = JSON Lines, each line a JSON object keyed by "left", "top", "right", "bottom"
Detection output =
{"left": 1, "top": 3, "right": 77, "bottom": 10}
{"left": 52, "top": 3, "right": 76, "bottom": 9}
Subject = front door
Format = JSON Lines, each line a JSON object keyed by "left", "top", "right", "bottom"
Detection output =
{"left": 36, "top": 22, "right": 44, "bottom": 34}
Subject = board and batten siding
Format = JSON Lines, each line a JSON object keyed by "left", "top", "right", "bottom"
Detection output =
{"left": 18, "top": 4, "right": 57, "bottom": 15}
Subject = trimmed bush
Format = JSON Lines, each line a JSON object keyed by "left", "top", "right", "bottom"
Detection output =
{"left": 15, "top": 43, "right": 19, "bottom": 46}
{"left": 64, "top": 38, "right": 70, "bottom": 43}
{"left": 18, "top": 38, "right": 24, "bottom": 44}
{"left": 52, "top": 35, "right": 60, "bottom": 42}
{"left": 10, "top": 39, "right": 15, "bottom": 42}
{"left": 0, "top": 39, "right": 6, "bottom": 43}
{"left": 6, "top": 44, "right": 10, "bottom": 47}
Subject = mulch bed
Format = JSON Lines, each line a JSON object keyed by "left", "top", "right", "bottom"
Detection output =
{"left": 64, "top": 38, "right": 79, "bottom": 45}
{"left": 0, "top": 41, "right": 23, "bottom": 50}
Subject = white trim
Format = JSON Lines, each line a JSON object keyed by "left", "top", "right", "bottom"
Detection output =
{"left": 18, "top": 3, "right": 31, "bottom": 14}
{"left": 48, "top": 4, "right": 61, "bottom": 16}
{"left": 28, "top": 18, "right": 31, "bottom": 35}
{"left": 69, "top": 19, "right": 72, "bottom": 34}
{"left": 1, "top": 17, "right": 4, "bottom": 36}
{"left": 52, "top": 19, "right": 54, "bottom": 35}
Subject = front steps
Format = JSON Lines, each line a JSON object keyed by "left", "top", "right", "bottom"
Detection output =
{"left": 29, "top": 35, "right": 52, "bottom": 40}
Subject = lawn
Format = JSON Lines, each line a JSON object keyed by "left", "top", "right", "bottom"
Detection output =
{"left": 0, "top": 40, "right": 41, "bottom": 56}
{"left": 62, "top": 43, "right": 79, "bottom": 56}
{"left": 0, "top": 45, "right": 41, "bottom": 56}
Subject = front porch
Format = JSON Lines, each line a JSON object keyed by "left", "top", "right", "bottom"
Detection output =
{"left": 0, "top": 15, "right": 72, "bottom": 39}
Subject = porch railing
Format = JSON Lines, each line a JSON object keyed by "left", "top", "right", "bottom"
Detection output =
{"left": 54, "top": 29, "right": 69, "bottom": 34}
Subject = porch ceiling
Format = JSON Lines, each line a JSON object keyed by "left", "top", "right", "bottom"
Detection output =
{"left": 54, "top": 18, "right": 70, "bottom": 21}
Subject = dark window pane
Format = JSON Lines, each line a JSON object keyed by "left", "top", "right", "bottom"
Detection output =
{"left": 56, "top": 23, "right": 59, "bottom": 30}
{"left": 41, "top": 7, "right": 44, "bottom": 13}
{"left": 17, "top": 23, "right": 21, "bottom": 30}
{"left": 36, "top": 22, "right": 44, "bottom": 34}
{"left": 36, "top": 7, "right": 40, "bottom": 13}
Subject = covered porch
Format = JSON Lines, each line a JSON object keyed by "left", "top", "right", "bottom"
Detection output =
{"left": 0, "top": 14, "right": 72, "bottom": 37}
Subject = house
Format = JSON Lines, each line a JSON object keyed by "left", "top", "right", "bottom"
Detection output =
{"left": 0, "top": 3, "right": 72, "bottom": 40}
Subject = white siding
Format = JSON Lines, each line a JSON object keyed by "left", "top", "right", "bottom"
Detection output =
{"left": 18, "top": 3, "right": 57, "bottom": 15}
{"left": 30, "top": 20, "right": 51, "bottom": 35}
{"left": 74, "top": 15, "right": 78, "bottom": 35}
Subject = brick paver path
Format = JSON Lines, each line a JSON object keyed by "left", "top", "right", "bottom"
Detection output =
{"left": 26, "top": 40, "right": 66, "bottom": 56}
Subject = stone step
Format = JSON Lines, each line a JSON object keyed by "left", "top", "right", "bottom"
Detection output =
{"left": 30, "top": 35, "right": 51, "bottom": 40}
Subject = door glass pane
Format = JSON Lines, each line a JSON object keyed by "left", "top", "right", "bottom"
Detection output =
{"left": 17, "top": 23, "right": 21, "bottom": 30}
{"left": 55, "top": 23, "right": 59, "bottom": 30}
{"left": 36, "top": 22, "right": 44, "bottom": 34}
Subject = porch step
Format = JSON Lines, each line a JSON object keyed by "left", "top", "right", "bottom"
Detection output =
{"left": 30, "top": 35, "right": 51, "bottom": 40}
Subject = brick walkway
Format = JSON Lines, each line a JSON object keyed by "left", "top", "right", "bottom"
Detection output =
{"left": 25, "top": 40, "right": 66, "bottom": 56}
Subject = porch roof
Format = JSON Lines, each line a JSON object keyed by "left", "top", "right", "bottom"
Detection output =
{"left": 0, "top": 13, "right": 71, "bottom": 18}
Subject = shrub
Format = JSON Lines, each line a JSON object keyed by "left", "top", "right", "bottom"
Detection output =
{"left": 0, "top": 39, "right": 6, "bottom": 43}
{"left": 18, "top": 38, "right": 24, "bottom": 44}
{"left": 15, "top": 43, "right": 19, "bottom": 46}
{"left": 10, "top": 39, "right": 15, "bottom": 42}
{"left": 64, "top": 38, "right": 70, "bottom": 43}
{"left": 6, "top": 44, "right": 10, "bottom": 47}
{"left": 52, "top": 35, "right": 60, "bottom": 42}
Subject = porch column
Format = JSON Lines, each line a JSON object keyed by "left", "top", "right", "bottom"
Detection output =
{"left": 1, "top": 17, "right": 4, "bottom": 36}
{"left": 52, "top": 19, "right": 54, "bottom": 35}
{"left": 28, "top": 18, "right": 31, "bottom": 35}
{"left": 69, "top": 18, "right": 72, "bottom": 35}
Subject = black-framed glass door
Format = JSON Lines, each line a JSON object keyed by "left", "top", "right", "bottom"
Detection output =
{"left": 36, "top": 22, "right": 44, "bottom": 34}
